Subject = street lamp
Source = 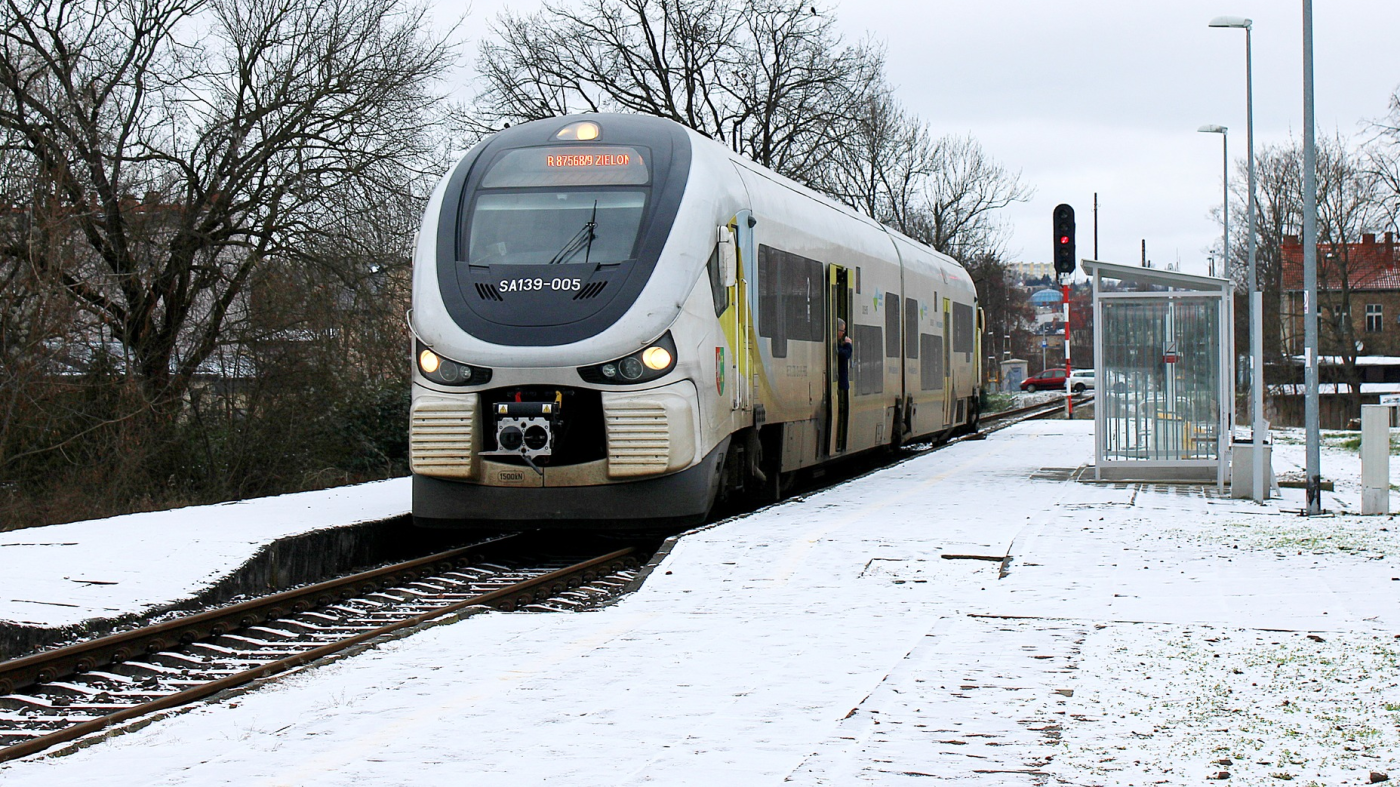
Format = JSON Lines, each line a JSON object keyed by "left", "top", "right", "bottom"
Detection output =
{"left": 1210, "top": 14, "right": 1266, "bottom": 504}
{"left": 1197, "top": 124, "right": 1228, "bottom": 280}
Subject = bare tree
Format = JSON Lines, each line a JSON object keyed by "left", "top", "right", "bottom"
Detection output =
{"left": 821, "top": 88, "right": 933, "bottom": 230}
{"left": 474, "top": 0, "right": 882, "bottom": 180}
{"left": 0, "top": 0, "right": 453, "bottom": 526}
{"left": 1371, "top": 87, "right": 1400, "bottom": 235}
{"left": 899, "top": 134, "right": 1031, "bottom": 262}
{"left": 0, "top": 0, "right": 452, "bottom": 408}
{"left": 474, "top": 0, "right": 1028, "bottom": 265}
{"left": 963, "top": 251, "right": 1034, "bottom": 382}
{"left": 1235, "top": 141, "right": 1303, "bottom": 369}
{"left": 1312, "top": 133, "right": 1387, "bottom": 413}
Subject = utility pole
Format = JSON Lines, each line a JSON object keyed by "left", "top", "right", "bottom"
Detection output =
{"left": 1302, "top": 0, "right": 1321, "bottom": 513}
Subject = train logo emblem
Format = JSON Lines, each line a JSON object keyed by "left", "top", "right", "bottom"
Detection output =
{"left": 715, "top": 347, "right": 725, "bottom": 395}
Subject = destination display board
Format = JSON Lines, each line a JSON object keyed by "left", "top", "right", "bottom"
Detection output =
{"left": 482, "top": 146, "right": 650, "bottom": 188}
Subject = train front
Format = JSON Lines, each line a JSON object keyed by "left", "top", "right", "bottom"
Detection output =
{"left": 408, "top": 114, "right": 726, "bottom": 529}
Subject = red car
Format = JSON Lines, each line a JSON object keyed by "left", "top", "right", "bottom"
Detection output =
{"left": 1020, "top": 368, "right": 1068, "bottom": 392}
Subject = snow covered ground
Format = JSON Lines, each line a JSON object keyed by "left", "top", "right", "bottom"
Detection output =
{"left": 0, "top": 478, "right": 409, "bottom": 628}
{"left": 0, "top": 420, "right": 1396, "bottom": 785}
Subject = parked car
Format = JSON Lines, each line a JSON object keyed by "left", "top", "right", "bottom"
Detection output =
{"left": 1020, "top": 368, "right": 1095, "bottom": 392}
{"left": 1069, "top": 368, "right": 1096, "bottom": 392}
{"left": 1021, "top": 368, "right": 1068, "bottom": 392}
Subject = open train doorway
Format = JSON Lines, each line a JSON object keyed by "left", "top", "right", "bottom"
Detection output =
{"left": 827, "top": 264, "right": 852, "bottom": 455}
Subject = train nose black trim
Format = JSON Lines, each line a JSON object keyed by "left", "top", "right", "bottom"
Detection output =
{"left": 572, "top": 281, "right": 608, "bottom": 300}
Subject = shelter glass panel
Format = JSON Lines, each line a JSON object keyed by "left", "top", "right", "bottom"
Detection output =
{"left": 1099, "top": 297, "right": 1221, "bottom": 462}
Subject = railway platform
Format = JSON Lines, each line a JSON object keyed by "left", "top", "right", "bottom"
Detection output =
{"left": 0, "top": 418, "right": 1397, "bottom": 785}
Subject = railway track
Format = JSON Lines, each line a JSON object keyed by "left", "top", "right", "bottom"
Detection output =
{"left": 0, "top": 536, "right": 641, "bottom": 762}
{"left": 979, "top": 392, "right": 1094, "bottom": 429}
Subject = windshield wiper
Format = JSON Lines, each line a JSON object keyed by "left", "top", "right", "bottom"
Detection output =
{"left": 547, "top": 201, "right": 598, "bottom": 265}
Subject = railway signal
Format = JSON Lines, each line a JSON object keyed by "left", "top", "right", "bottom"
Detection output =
{"left": 1052, "top": 203, "right": 1076, "bottom": 417}
{"left": 1053, "top": 203, "right": 1076, "bottom": 275}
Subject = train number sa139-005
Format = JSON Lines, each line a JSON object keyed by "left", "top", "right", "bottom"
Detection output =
{"left": 497, "top": 277, "right": 582, "bottom": 293}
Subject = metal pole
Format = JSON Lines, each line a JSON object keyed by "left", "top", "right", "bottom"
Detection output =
{"left": 1302, "top": 0, "right": 1321, "bottom": 513}
{"left": 1222, "top": 130, "right": 1230, "bottom": 283}
{"left": 1093, "top": 193, "right": 1099, "bottom": 260}
{"left": 1246, "top": 24, "right": 1266, "bottom": 503}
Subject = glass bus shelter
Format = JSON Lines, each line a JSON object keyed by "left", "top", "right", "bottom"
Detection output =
{"left": 1083, "top": 259, "right": 1234, "bottom": 485}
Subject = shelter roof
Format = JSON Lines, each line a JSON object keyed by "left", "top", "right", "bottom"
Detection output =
{"left": 1081, "top": 258, "right": 1229, "bottom": 293}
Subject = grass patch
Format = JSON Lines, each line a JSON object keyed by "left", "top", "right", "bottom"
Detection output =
{"left": 982, "top": 392, "right": 1016, "bottom": 414}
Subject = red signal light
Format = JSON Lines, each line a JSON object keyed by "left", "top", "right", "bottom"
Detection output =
{"left": 1060, "top": 236, "right": 1069, "bottom": 244}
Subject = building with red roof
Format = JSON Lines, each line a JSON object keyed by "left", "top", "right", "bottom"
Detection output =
{"left": 1280, "top": 231, "right": 1400, "bottom": 357}
{"left": 1276, "top": 231, "right": 1400, "bottom": 427}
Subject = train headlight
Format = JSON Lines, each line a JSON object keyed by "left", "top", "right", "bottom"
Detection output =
{"left": 578, "top": 332, "right": 677, "bottom": 386}
{"left": 416, "top": 341, "right": 493, "bottom": 387}
{"left": 641, "top": 346, "right": 672, "bottom": 371}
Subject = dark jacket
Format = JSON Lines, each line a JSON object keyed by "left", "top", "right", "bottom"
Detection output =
{"left": 837, "top": 339, "right": 853, "bottom": 390}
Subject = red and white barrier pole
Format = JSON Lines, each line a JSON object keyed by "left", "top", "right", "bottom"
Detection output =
{"left": 1063, "top": 282, "right": 1072, "bottom": 417}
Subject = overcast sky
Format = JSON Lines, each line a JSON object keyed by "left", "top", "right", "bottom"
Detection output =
{"left": 435, "top": 0, "right": 1400, "bottom": 278}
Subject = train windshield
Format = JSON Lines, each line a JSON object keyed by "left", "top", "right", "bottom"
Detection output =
{"left": 467, "top": 191, "right": 646, "bottom": 267}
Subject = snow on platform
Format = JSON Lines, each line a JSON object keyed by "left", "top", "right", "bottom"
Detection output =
{"left": 1, "top": 421, "right": 1398, "bottom": 785}
{"left": 0, "top": 479, "right": 409, "bottom": 629}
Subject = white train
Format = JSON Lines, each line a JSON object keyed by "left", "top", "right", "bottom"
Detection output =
{"left": 409, "top": 113, "right": 981, "bottom": 528}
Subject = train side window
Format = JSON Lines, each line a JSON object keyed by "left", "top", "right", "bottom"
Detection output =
{"left": 705, "top": 244, "right": 730, "bottom": 317}
{"left": 758, "top": 244, "right": 786, "bottom": 357}
{"left": 904, "top": 298, "right": 920, "bottom": 359}
{"left": 784, "top": 255, "right": 824, "bottom": 343}
{"left": 920, "top": 334, "right": 944, "bottom": 390}
{"left": 784, "top": 257, "right": 803, "bottom": 341}
{"left": 884, "top": 293, "right": 900, "bottom": 357}
{"left": 854, "top": 324, "right": 884, "bottom": 395}
{"left": 953, "top": 302, "right": 974, "bottom": 358}
{"left": 758, "top": 245, "right": 825, "bottom": 358}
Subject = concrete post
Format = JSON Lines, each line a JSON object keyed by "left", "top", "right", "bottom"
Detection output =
{"left": 1361, "top": 404, "right": 1390, "bottom": 515}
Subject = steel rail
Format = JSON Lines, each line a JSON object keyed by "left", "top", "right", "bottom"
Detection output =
{"left": 0, "top": 535, "right": 525, "bottom": 697}
{"left": 0, "top": 546, "right": 636, "bottom": 763}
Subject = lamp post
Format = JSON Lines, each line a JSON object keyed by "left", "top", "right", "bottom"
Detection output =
{"left": 1197, "top": 124, "right": 1229, "bottom": 281}
{"left": 1211, "top": 14, "right": 1266, "bottom": 503}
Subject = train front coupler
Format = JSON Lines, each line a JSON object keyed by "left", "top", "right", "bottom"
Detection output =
{"left": 481, "top": 400, "right": 559, "bottom": 476}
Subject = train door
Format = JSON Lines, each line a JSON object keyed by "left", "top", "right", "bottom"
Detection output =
{"left": 943, "top": 297, "right": 953, "bottom": 424}
{"left": 726, "top": 212, "right": 755, "bottom": 415}
{"left": 827, "top": 264, "right": 852, "bottom": 455}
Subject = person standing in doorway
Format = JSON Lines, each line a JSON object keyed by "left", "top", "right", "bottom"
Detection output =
{"left": 837, "top": 318, "right": 852, "bottom": 451}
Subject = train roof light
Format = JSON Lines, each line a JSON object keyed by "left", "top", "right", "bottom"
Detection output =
{"left": 556, "top": 121, "right": 600, "bottom": 141}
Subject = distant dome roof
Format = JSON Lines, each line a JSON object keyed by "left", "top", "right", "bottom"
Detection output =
{"left": 1031, "top": 289, "right": 1062, "bottom": 304}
